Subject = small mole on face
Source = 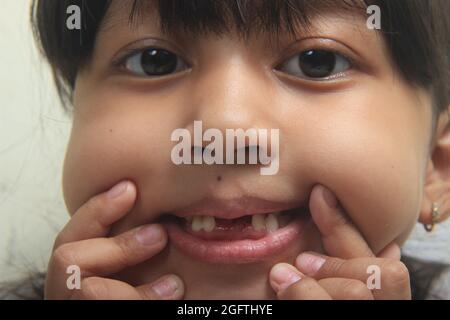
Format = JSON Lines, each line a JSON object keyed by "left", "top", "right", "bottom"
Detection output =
{"left": 109, "top": 129, "right": 113, "bottom": 133}
{"left": 217, "top": 175, "right": 222, "bottom": 182}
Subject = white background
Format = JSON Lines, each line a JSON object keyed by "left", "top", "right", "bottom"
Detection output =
{"left": 0, "top": 0, "right": 69, "bottom": 282}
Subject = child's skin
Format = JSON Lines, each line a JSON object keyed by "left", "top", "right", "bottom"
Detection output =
{"left": 45, "top": 1, "right": 450, "bottom": 299}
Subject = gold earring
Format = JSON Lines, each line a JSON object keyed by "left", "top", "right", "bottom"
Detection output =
{"left": 423, "top": 202, "right": 440, "bottom": 232}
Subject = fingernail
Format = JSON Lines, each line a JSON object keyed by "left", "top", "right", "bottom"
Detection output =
{"left": 296, "top": 253, "right": 326, "bottom": 275}
{"left": 270, "top": 263, "right": 302, "bottom": 292}
{"left": 135, "top": 225, "right": 163, "bottom": 245}
{"left": 151, "top": 276, "right": 179, "bottom": 299}
{"left": 321, "top": 185, "right": 338, "bottom": 208}
{"left": 107, "top": 181, "right": 130, "bottom": 199}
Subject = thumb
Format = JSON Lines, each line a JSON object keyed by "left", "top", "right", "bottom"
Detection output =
{"left": 136, "top": 274, "right": 185, "bottom": 300}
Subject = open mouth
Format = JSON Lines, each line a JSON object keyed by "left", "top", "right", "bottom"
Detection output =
{"left": 166, "top": 210, "right": 297, "bottom": 240}
{"left": 160, "top": 200, "right": 311, "bottom": 264}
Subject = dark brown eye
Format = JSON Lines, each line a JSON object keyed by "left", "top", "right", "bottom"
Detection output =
{"left": 125, "top": 48, "right": 188, "bottom": 76}
{"left": 277, "top": 49, "right": 350, "bottom": 80}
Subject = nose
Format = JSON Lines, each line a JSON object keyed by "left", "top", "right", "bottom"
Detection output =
{"left": 189, "top": 52, "right": 274, "bottom": 133}
{"left": 176, "top": 47, "right": 281, "bottom": 177}
{"left": 185, "top": 48, "right": 278, "bottom": 158}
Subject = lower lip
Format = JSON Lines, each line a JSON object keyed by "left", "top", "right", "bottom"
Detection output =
{"left": 164, "top": 214, "right": 311, "bottom": 264}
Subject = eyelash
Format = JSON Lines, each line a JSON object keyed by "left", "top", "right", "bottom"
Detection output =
{"left": 275, "top": 50, "right": 354, "bottom": 81}
{"left": 113, "top": 46, "right": 356, "bottom": 81}
{"left": 112, "top": 47, "right": 190, "bottom": 76}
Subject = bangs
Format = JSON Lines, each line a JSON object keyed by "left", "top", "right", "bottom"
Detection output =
{"left": 128, "top": 0, "right": 368, "bottom": 38}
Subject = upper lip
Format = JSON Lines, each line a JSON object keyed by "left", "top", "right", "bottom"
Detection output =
{"left": 171, "top": 196, "right": 306, "bottom": 220}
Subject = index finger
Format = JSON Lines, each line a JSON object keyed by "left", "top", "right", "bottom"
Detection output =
{"left": 309, "top": 184, "right": 374, "bottom": 259}
{"left": 53, "top": 180, "right": 137, "bottom": 249}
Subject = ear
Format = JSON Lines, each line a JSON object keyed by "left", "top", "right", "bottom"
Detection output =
{"left": 419, "top": 105, "right": 450, "bottom": 225}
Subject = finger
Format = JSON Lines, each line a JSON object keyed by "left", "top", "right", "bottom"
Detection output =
{"left": 46, "top": 224, "right": 167, "bottom": 299}
{"left": 295, "top": 252, "right": 411, "bottom": 300}
{"left": 136, "top": 274, "right": 184, "bottom": 300}
{"left": 54, "top": 180, "right": 137, "bottom": 249}
{"left": 279, "top": 278, "right": 332, "bottom": 300}
{"left": 269, "top": 263, "right": 303, "bottom": 293}
{"left": 52, "top": 224, "right": 166, "bottom": 277}
{"left": 70, "top": 274, "right": 184, "bottom": 300}
{"left": 70, "top": 277, "right": 141, "bottom": 300}
{"left": 309, "top": 184, "right": 374, "bottom": 259}
{"left": 378, "top": 242, "right": 401, "bottom": 260}
{"left": 269, "top": 263, "right": 332, "bottom": 300}
{"left": 317, "top": 278, "right": 374, "bottom": 300}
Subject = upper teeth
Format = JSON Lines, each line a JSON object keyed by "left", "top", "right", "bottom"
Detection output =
{"left": 265, "top": 213, "right": 279, "bottom": 232}
{"left": 186, "top": 212, "right": 281, "bottom": 233}
{"left": 202, "top": 216, "right": 216, "bottom": 232}
{"left": 252, "top": 214, "right": 266, "bottom": 231}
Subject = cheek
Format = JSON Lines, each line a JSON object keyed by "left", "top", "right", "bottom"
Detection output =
{"left": 62, "top": 92, "right": 186, "bottom": 216}
{"left": 317, "top": 127, "right": 421, "bottom": 251}
{"left": 283, "top": 85, "right": 430, "bottom": 252}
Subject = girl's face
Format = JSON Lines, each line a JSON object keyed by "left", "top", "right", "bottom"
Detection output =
{"left": 62, "top": 1, "right": 434, "bottom": 298}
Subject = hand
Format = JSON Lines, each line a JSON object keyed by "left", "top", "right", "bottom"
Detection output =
{"left": 269, "top": 184, "right": 411, "bottom": 300}
{"left": 45, "top": 181, "right": 184, "bottom": 300}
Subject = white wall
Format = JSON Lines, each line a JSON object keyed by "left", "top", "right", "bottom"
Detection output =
{"left": 0, "top": 0, "right": 69, "bottom": 282}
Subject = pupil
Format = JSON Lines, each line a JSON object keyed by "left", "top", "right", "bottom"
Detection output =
{"left": 141, "top": 49, "right": 177, "bottom": 75}
{"left": 299, "top": 50, "right": 336, "bottom": 78}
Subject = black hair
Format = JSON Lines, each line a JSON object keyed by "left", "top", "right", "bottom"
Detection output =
{"left": 31, "top": 0, "right": 449, "bottom": 117}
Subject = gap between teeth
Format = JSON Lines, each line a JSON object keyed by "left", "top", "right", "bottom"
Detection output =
{"left": 187, "top": 212, "right": 281, "bottom": 233}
